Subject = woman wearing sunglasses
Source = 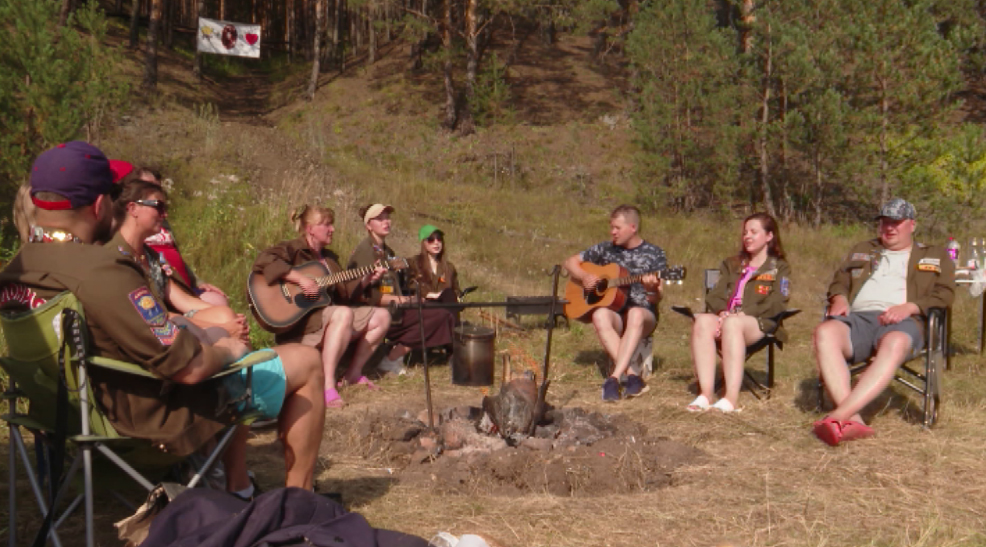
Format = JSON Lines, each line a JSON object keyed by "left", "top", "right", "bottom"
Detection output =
{"left": 408, "top": 225, "right": 460, "bottom": 301}
{"left": 111, "top": 180, "right": 248, "bottom": 341}
{"left": 348, "top": 204, "right": 455, "bottom": 374}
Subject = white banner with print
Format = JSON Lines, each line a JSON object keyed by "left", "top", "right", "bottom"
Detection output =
{"left": 196, "top": 17, "right": 261, "bottom": 58}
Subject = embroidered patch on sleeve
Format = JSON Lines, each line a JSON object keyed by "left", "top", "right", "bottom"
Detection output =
{"left": 129, "top": 287, "right": 166, "bottom": 323}
{"left": 780, "top": 277, "right": 790, "bottom": 297}
{"left": 851, "top": 253, "right": 870, "bottom": 261}
{"left": 755, "top": 274, "right": 775, "bottom": 281}
{"left": 917, "top": 264, "right": 941, "bottom": 273}
{"left": 150, "top": 322, "right": 179, "bottom": 346}
{"left": 757, "top": 285, "right": 770, "bottom": 295}
{"left": 918, "top": 258, "right": 940, "bottom": 267}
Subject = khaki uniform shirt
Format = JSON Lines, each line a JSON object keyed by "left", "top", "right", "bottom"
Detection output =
{"left": 251, "top": 236, "right": 359, "bottom": 343}
{"left": 406, "top": 253, "right": 460, "bottom": 297}
{"left": 348, "top": 236, "right": 404, "bottom": 305}
{"left": 0, "top": 238, "right": 231, "bottom": 457}
{"left": 827, "top": 239, "right": 955, "bottom": 336}
{"left": 705, "top": 256, "right": 793, "bottom": 342}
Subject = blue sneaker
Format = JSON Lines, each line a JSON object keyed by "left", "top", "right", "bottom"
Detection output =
{"left": 623, "top": 374, "right": 649, "bottom": 398}
{"left": 601, "top": 377, "right": 621, "bottom": 402}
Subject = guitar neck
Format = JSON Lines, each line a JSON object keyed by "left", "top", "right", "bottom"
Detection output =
{"left": 612, "top": 271, "right": 664, "bottom": 287}
{"left": 315, "top": 264, "right": 380, "bottom": 288}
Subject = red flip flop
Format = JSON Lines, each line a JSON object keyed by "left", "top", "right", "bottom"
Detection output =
{"left": 840, "top": 420, "right": 875, "bottom": 442}
{"left": 812, "top": 416, "right": 843, "bottom": 446}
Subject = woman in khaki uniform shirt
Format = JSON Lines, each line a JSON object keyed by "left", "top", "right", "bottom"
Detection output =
{"left": 687, "top": 213, "right": 792, "bottom": 413}
{"left": 252, "top": 205, "right": 391, "bottom": 408}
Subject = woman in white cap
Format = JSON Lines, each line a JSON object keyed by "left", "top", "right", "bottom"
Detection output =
{"left": 349, "top": 204, "right": 456, "bottom": 373}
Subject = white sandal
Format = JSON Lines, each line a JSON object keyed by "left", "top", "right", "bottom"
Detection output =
{"left": 711, "top": 398, "right": 741, "bottom": 413}
{"left": 686, "top": 395, "right": 711, "bottom": 412}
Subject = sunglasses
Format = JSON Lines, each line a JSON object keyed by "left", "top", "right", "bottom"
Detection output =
{"left": 135, "top": 199, "right": 169, "bottom": 214}
{"left": 426, "top": 235, "right": 443, "bottom": 243}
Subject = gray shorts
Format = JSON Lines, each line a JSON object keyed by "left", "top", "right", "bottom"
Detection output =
{"left": 830, "top": 310, "right": 923, "bottom": 364}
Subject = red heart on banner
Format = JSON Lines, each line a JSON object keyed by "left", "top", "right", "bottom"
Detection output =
{"left": 245, "top": 33, "right": 259, "bottom": 45}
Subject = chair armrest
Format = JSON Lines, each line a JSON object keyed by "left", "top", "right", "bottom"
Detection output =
{"left": 671, "top": 305, "right": 695, "bottom": 319}
{"left": 88, "top": 348, "right": 279, "bottom": 380}
{"left": 88, "top": 356, "right": 159, "bottom": 378}
{"left": 212, "top": 348, "right": 279, "bottom": 378}
{"left": 767, "top": 309, "right": 801, "bottom": 324}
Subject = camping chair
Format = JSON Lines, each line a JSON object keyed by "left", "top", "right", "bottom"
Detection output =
{"left": 816, "top": 306, "right": 947, "bottom": 428}
{"left": 1, "top": 292, "right": 274, "bottom": 547}
{"left": 671, "top": 268, "right": 801, "bottom": 400}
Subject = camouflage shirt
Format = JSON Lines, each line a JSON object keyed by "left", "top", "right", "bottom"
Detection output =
{"left": 580, "top": 241, "right": 667, "bottom": 314}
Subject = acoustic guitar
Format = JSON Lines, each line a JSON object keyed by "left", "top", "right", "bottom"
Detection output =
{"left": 247, "top": 258, "right": 408, "bottom": 333}
{"left": 563, "top": 262, "right": 687, "bottom": 321}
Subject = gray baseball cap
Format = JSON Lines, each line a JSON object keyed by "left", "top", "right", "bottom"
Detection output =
{"left": 876, "top": 198, "right": 916, "bottom": 221}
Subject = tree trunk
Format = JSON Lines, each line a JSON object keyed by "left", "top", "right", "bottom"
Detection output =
{"left": 308, "top": 0, "right": 323, "bottom": 100}
{"left": 58, "top": 0, "right": 74, "bottom": 28}
{"left": 879, "top": 73, "right": 889, "bottom": 203}
{"left": 129, "top": 0, "right": 142, "bottom": 48}
{"left": 368, "top": 1, "right": 376, "bottom": 64}
{"left": 287, "top": 0, "right": 294, "bottom": 60}
{"left": 144, "top": 0, "right": 163, "bottom": 89}
{"left": 459, "top": 0, "right": 478, "bottom": 135}
{"left": 336, "top": 0, "right": 345, "bottom": 70}
{"left": 116, "top": 0, "right": 124, "bottom": 15}
{"left": 219, "top": 0, "right": 225, "bottom": 20}
{"left": 442, "top": 0, "right": 456, "bottom": 130}
{"left": 193, "top": 0, "right": 205, "bottom": 79}
{"left": 758, "top": 24, "right": 775, "bottom": 216}
{"left": 163, "top": 0, "right": 174, "bottom": 50}
{"left": 739, "top": 0, "right": 754, "bottom": 53}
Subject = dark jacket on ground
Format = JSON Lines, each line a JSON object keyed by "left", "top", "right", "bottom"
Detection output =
{"left": 705, "top": 256, "right": 793, "bottom": 342}
{"left": 252, "top": 236, "right": 360, "bottom": 344}
{"left": 0, "top": 239, "right": 231, "bottom": 457}
{"left": 827, "top": 238, "right": 955, "bottom": 336}
{"left": 141, "top": 487, "right": 428, "bottom": 547}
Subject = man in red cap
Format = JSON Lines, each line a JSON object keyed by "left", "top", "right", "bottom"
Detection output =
{"left": 1, "top": 141, "right": 326, "bottom": 495}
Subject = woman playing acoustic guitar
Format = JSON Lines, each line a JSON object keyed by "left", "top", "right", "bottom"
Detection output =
{"left": 252, "top": 205, "right": 391, "bottom": 408}
{"left": 687, "top": 212, "right": 792, "bottom": 413}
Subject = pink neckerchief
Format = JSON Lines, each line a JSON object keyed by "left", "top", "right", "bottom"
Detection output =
{"left": 727, "top": 265, "right": 758, "bottom": 312}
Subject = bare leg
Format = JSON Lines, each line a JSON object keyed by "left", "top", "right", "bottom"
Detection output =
{"left": 828, "top": 331, "right": 912, "bottom": 423}
{"left": 274, "top": 343, "right": 325, "bottom": 490}
{"left": 221, "top": 426, "right": 251, "bottom": 492}
{"left": 344, "top": 307, "right": 390, "bottom": 383}
{"left": 691, "top": 313, "right": 721, "bottom": 400}
{"left": 590, "top": 308, "right": 624, "bottom": 365}
{"left": 611, "top": 307, "right": 656, "bottom": 379}
{"left": 199, "top": 289, "right": 230, "bottom": 307}
{"left": 814, "top": 320, "right": 856, "bottom": 416}
{"left": 719, "top": 314, "right": 765, "bottom": 407}
{"left": 320, "top": 307, "right": 354, "bottom": 391}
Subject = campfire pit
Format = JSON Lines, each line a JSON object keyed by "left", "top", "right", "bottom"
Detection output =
{"left": 353, "top": 401, "right": 706, "bottom": 497}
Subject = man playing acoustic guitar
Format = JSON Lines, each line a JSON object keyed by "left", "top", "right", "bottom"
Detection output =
{"left": 564, "top": 204, "right": 665, "bottom": 401}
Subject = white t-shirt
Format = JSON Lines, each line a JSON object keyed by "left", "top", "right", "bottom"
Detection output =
{"left": 851, "top": 248, "right": 911, "bottom": 312}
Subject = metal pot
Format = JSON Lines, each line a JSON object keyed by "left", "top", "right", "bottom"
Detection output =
{"left": 451, "top": 325, "right": 496, "bottom": 386}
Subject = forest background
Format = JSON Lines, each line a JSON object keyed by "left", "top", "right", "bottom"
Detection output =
{"left": 3, "top": 0, "right": 986, "bottom": 239}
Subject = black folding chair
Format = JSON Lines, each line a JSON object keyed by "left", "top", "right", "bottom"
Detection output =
{"left": 672, "top": 269, "right": 800, "bottom": 400}
{"left": 816, "top": 307, "right": 947, "bottom": 428}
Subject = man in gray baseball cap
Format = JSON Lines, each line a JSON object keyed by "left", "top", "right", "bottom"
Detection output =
{"left": 812, "top": 197, "right": 954, "bottom": 446}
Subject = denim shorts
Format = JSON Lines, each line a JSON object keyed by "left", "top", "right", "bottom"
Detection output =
{"left": 831, "top": 310, "right": 923, "bottom": 364}
{"left": 223, "top": 352, "right": 287, "bottom": 420}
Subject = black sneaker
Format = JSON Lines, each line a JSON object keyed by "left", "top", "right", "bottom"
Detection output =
{"left": 623, "top": 374, "right": 649, "bottom": 398}
{"left": 601, "top": 377, "right": 621, "bottom": 402}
